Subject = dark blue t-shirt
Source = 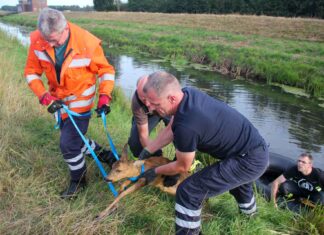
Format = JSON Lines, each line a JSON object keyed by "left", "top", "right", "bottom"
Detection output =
{"left": 172, "top": 87, "right": 265, "bottom": 159}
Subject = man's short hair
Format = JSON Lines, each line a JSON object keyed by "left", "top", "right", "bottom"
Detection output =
{"left": 38, "top": 8, "right": 67, "bottom": 38}
{"left": 299, "top": 153, "right": 313, "bottom": 162}
{"left": 144, "top": 71, "right": 179, "bottom": 97}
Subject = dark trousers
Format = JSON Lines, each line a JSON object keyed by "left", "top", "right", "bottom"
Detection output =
{"left": 175, "top": 144, "right": 269, "bottom": 235}
{"left": 60, "top": 115, "right": 100, "bottom": 181}
{"left": 128, "top": 115, "right": 169, "bottom": 157}
{"left": 279, "top": 180, "right": 324, "bottom": 205}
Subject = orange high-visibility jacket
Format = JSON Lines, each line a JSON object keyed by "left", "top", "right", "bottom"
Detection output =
{"left": 24, "top": 22, "right": 115, "bottom": 119}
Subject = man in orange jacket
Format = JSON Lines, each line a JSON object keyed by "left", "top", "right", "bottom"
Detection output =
{"left": 24, "top": 8, "right": 116, "bottom": 199}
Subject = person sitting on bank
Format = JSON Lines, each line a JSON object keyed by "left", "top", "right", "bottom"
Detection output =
{"left": 271, "top": 153, "right": 324, "bottom": 210}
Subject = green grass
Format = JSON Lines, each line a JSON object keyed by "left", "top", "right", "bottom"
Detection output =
{"left": 0, "top": 22, "right": 323, "bottom": 235}
{"left": 2, "top": 12, "right": 324, "bottom": 99}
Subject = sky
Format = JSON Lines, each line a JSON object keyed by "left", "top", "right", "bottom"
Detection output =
{"left": 0, "top": 0, "right": 94, "bottom": 7}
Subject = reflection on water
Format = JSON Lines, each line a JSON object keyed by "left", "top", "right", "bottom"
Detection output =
{"left": 113, "top": 55, "right": 164, "bottom": 99}
{"left": 1, "top": 22, "right": 323, "bottom": 169}
{"left": 0, "top": 22, "right": 30, "bottom": 46}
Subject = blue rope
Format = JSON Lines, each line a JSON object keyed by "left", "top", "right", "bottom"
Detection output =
{"left": 128, "top": 164, "right": 145, "bottom": 182}
{"left": 60, "top": 105, "right": 118, "bottom": 197}
{"left": 100, "top": 112, "right": 120, "bottom": 161}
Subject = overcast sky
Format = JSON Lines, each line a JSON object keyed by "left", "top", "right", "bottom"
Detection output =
{"left": 0, "top": 0, "right": 95, "bottom": 7}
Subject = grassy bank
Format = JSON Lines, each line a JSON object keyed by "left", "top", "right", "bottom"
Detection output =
{"left": 0, "top": 30, "right": 323, "bottom": 234}
{"left": 2, "top": 12, "right": 324, "bottom": 99}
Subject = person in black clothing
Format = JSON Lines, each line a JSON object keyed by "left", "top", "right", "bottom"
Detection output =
{"left": 271, "top": 153, "right": 324, "bottom": 211}
{"left": 137, "top": 71, "right": 269, "bottom": 235}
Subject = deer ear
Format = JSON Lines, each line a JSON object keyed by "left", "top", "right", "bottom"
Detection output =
{"left": 120, "top": 144, "right": 129, "bottom": 162}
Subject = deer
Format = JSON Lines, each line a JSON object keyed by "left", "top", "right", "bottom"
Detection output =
{"left": 95, "top": 145, "right": 190, "bottom": 221}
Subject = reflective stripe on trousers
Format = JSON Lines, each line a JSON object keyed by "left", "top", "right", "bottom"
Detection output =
{"left": 59, "top": 115, "right": 99, "bottom": 181}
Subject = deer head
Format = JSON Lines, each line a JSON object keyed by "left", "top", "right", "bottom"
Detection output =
{"left": 105, "top": 144, "right": 143, "bottom": 182}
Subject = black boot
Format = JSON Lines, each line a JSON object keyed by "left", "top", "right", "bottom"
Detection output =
{"left": 97, "top": 148, "right": 117, "bottom": 168}
{"left": 163, "top": 174, "right": 180, "bottom": 187}
{"left": 60, "top": 177, "right": 87, "bottom": 199}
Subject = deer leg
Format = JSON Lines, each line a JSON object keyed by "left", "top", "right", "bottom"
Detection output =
{"left": 155, "top": 183, "right": 177, "bottom": 195}
{"left": 95, "top": 179, "right": 146, "bottom": 221}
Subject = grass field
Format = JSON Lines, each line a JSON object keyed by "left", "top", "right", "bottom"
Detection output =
{"left": 2, "top": 12, "right": 324, "bottom": 99}
{"left": 0, "top": 29, "right": 323, "bottom": 234}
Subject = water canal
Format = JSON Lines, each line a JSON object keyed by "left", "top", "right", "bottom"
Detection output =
{"left": 1, "top": 22, "right": 323, "bottom": 169}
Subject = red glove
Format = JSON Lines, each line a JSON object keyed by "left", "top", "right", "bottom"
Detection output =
{"left": 97, "top": 95, "right": 111, "bottom": 108}
{"left": 39, "top": 92, "right": 58, "bottom": 106}
{"left": 96, "top": 95, "right": 111, "bottom": 117}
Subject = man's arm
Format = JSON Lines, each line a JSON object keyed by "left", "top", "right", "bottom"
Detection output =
{"left": 24, "top": 39, "right": 46, "bottom": 98}
{"left": 145, "top": 117, "right": 174, "bottom": 154}
{"left": 137, "top": 123, "right": 151, "bottom": 148}
{"left": 91, "top": 45, "right": 115, "bottom": 101}
{"left": 155, "top": 150, "right": 195, "bottom": 175}
{"left": 271, "top": 174, "right": 286, "bottom": 208}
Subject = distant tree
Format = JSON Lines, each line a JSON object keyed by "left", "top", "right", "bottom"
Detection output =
{"left": 114, "top": 0, "right": 121, "bottom": 11}
{"left": 166, "top": 0, "right": 188, "bottom": 13}
{"left": 128, "top": 0, "right": 167, "bottom": 12}
{"left": 125, "top": 0, "right": 324, "bottom": 18}
{"left": 187, "top": 0, "right": 210, "bottom": 13}
{"left": 1, "top": 5, "right": 17, "bottom": 12}
{"left": 93, "top": 0, "right": 115, "bottom": 11}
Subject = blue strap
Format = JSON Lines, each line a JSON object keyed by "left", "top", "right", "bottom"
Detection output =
{"left": 54, "top": 109, "right": 91, "bottom": 129}
{"left": 54, "top": 111, "right": 61, "bottom": 129}
{"left": 128, "top": 164, "right": 145, "bottom": 182}
{"left": 100, "top": 112, "right": 119, "bottom": 161}
{"left": 61, "top": 105, "right": 118, "bottom": 197}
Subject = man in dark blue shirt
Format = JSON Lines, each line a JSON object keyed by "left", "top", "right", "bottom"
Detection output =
{"left": 139, "top": 71, "right": 269, "bottom": 235}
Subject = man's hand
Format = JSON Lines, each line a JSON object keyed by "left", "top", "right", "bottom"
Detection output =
{"left": 47, "top": 100, "right": 63, "bottom": 113}
{"left": 39, "top": 92, "right": 58, "bottom": 106}
{"left": 95, "top": 95, "right": 111, "bottom": 117}
{"left": 139, "top": 168, "right": 157, "bottom": 185}
{"left": 138, "top": 148, "right": 153, "bottom": 160}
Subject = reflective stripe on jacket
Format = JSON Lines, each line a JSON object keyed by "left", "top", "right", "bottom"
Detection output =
{"left": 24, "top": 22, "right": 115, "bottom": 119}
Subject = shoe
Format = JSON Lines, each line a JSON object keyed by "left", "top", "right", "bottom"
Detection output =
{"left": 239, "top": 209, "right": 258, "bottom": 218}
{"left": 96, "top": 148, "right": 117, "bottom": 168}
{"left": 163, "top": 174, "right": 180, "bottom": 187}
{"left": 60, "top": 177, "right": 86, "bottom": 199}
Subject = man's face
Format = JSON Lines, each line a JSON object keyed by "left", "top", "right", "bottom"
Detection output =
{"left": 44, "top": 27, "right": 69, "bottom": 47}
{"left": 297, "top": 156, "right": 312, "bottom": 174}
{"left": 145, "top": 88, "right": 171, "bottom": 117}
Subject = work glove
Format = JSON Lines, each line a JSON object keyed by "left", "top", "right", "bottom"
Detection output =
{"left": 47, "top": 100, "right": 64, "bottom": 114}
{"left": 163, "top": 174, "right": 180, "bottom": 187}
{"left": 139, "top": 168, "right": 157, "bottom": 185}
{"left": 39, "top": 92, "right": 58, "bottom": 106}
{"left": 95, "top": 95, "right": 111, "bottom": 117}
{"left": 138, "top": 148, "right": 153, "bottom": 160}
